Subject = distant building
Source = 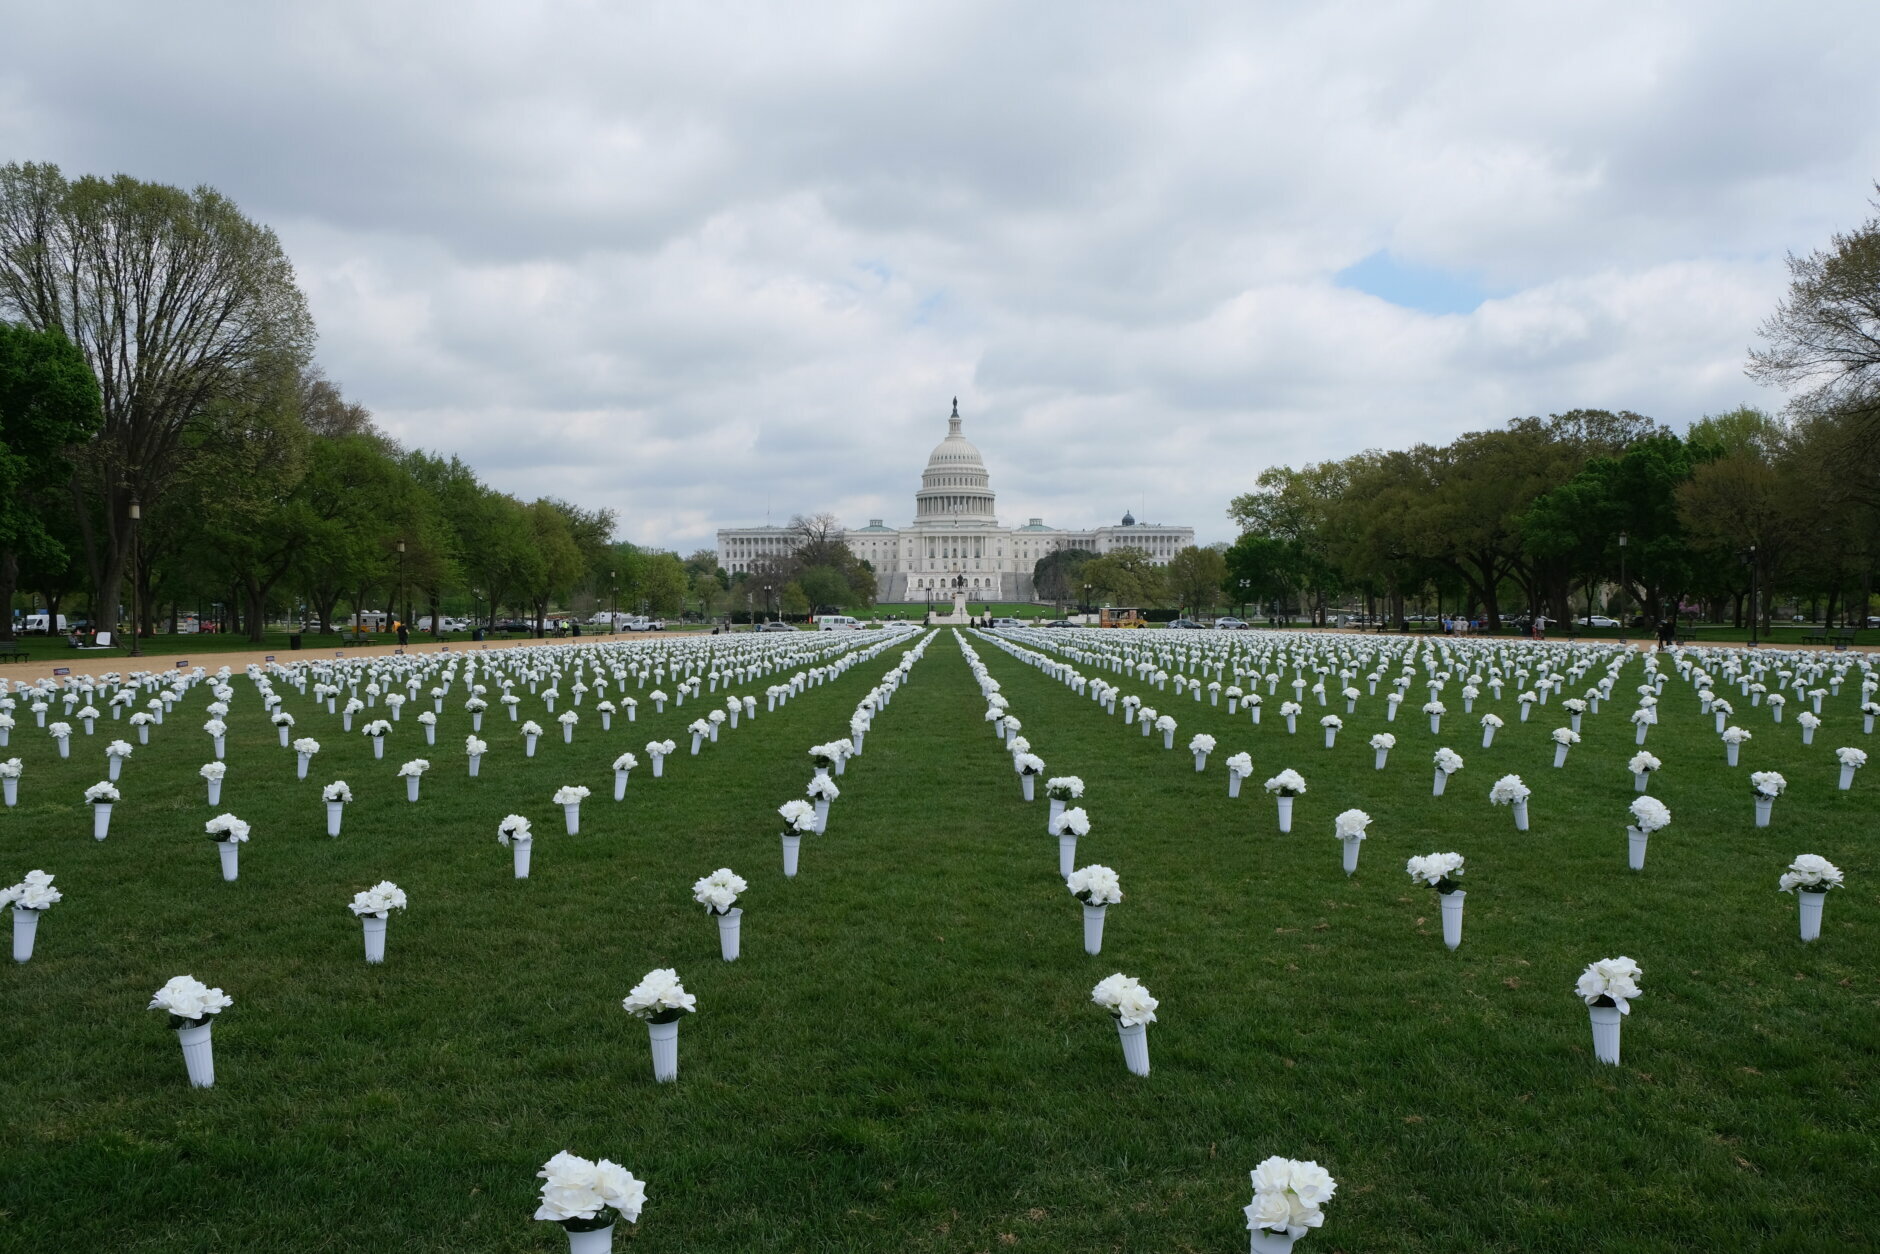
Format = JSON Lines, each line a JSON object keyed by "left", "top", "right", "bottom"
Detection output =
{"left": 716, "top": 401, "right": 1194, "bottom": 602}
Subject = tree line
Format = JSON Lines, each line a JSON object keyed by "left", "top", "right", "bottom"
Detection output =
{"left": 0, "top": 162, "right": 692, "bottom": 642}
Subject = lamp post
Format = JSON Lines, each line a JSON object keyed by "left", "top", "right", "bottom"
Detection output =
{"left": 1737, "top": 545, "right": 1752, "bottom": 646}
{"left": 1617, "top": 530, "right": 1628, "bottom": 642}
{"left": 1082, "top": 582, "right": 1092, "bottom": 620}
{"left": 1238, "top": 578, "right": 1251, "bottom": 618}
{"left": 609, "top": 570, "right": 618, "bottom": 634}
{"left": 127, "top": 500, "right": 142, "bottom": 658}
{"left": 396, "top": 539, "right": 407, "bottom": 642}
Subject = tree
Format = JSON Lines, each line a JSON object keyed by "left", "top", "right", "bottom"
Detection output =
{"left": 1165, "top": 545, "right": 1227, "bottom": 616}
{"left": 798, "top": 565, "right": 852, "bottom": 612}
{"left": 0, "top": 322, "right": 102, "bottom": 640}
{"left": 0, "top": 163, "right": 315, "bottom": 636}
{"left": 1744, "top": 191, "right": 1880, "bottom": 496}
{"left": 637, "top": 552, "right": 688, "bottom": 617}
{"left": 692, "top": 571, "right": 724, "bottom": 619}
{"left": 1033, "top": 547, "right": 1097, "bottom": 606}
{"left": 1081, "top": 547, "right": 1165, "bottom": 606}
{"left": 521, "top": 500, "right": 583, "bottom": 631}
{"left": 780, "top": 581, "right": 810, "bottom": 617}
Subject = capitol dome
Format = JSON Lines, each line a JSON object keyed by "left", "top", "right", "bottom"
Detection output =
{"left": 916, "top": 400, "right": 997, "bottom": 521}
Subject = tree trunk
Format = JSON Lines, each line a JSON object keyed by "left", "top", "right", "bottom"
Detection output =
{"left": 0, "top": 550, "right": 16, "bottom": 642}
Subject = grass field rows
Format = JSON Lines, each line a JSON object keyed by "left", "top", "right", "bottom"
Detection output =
{"left": 3, "top": 628, "right": 1875, "bottom": 1252}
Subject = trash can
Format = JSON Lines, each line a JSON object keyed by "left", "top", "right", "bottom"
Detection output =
{"left": 289, "top": 633, "right": 303, "bottom": 650}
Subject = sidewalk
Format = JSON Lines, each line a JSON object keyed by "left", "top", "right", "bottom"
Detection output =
{"left": 0, "top": 633, "right": 681, "bottom": 687}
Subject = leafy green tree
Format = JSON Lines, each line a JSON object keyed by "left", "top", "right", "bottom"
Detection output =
{"left": 0, "top": 322, "right": 101, "bottom": 640}
{"left": 1166, "top": 545, "right": 1227, "bottom": 616}
{"left": 0, "top": 163, "right": 315, "bottom": 634}
{"left": 1033, "top": 547, "right": 1097, "bottom": 606}
{"left": 798, "top": 565, "right": 852, "bottom": 612}
{"left": 637, "top": 552, "right": 689, "bottom": 617}
{"left": 1081, "top": 547, "right": 1165, "bottom": 606}
{"left": 780, "top": 581, "right": 810, "bottom": 617}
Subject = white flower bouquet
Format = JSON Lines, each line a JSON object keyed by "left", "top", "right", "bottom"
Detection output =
{"left": 1244, "top": 1155, "right": 1337, "bottom": 1242}
{"left": 533, "top": 1150, "right": 647, "bottom": 1235}
{"left": 1051, "top": 806, "right": 1091, "bottom": 837}
{"left": 1014, "top": 753, "right": 1046, "bottom": 776}
{"left": 521, "top": 720, "right": 544, "bottom": 737}
{"left": 1264, "top": 769, "right": 1306, "bottom": 797}
{"left": 2, "top": 869, "right": 61, "bottom": 912}
{"left": 778, "top": 799, "right": 818, "bottom": 834}
{"left": 199, "top": 762, "right": 226, "bottom": 780}
{"left": 348, "top": 880, "right": 408, "bottom": 917}
{"left": 85, "top": 781, "right": 121, "bottom": 804}
{"left": 498, "top": 814, "right": 532, "bottom": 845}
{"left": 204, "top": 813, "right": 250, "bottom": 843}
{"left": 323, "top": 781, "right": 352, "bottom": 803}
{"left": 1488, "top": 774, "right": 1529, "bottom": 805}
{"left": 621, "top": 968, "right": 696, "bottom": 1022}
{"left": 1778, "top": 854, "right": 1843, "bottom": 893}
{"left": 692, "top": 867, "right": 748, "bottom": 914}
{"left": 1091, "top": 972, "right": 1157, "bottom": 1026}
{"left": 1750, "top": 770, "right": 1786, "bottom": 799}
{"left": 806, "top": 774, "right": 840, "bottom": 801}
{"left": 150, "top": 974, "right": 232, "bottom": 1028}
{"left": 553, "top": 784, "right": 591, "bottom": 806}
{"left": 1576, "top": 956, "right": 1642, "bottom": 1014}
{"left": 1629, "top": 796, "right": 1671, "bottom": 834}
{"left": 1406, "top": 851, "right": 1464, "bottom": 892}
{"left": 362, "top": 719, "right": 393, "bottom": 738}
{"left": 1045, "top": 776, "right": 1085, "bottom": 800}
{"left": 1067, "top": 863, "right": 1122, "bottom": 906}
{"left": 1433, "top": 747, "right": 1464, "bottom": 774}
{"left": 1334, "top": 808, "right": 1370, "bottom": 840}
{"left": 397, "top": 759, "right": 430, "bottom": 777}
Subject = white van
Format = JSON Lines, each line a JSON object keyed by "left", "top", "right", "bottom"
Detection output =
{"left": 816, "top": 615, "right": 860, "bottom": 631}
{"left": 24, "top": 613, "right": 68, "bottom": 634}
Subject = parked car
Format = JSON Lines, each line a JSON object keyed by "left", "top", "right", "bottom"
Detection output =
{"left": 756, "top": 621, "right": 797, "bottom": 632}
{"left": 990, "top": 617, "right": 1022, "bottom": 628}
{"left": 492, "top": 619, "right": 531, "bottom": 633}
{"left": 1166, "top": 619, "right": 1203, "bottom": 630}
{"left": 1042, "top": 619, "right": 1075, "bottom": 628}
{"left": 1580, "top": 615, "right": 1620, "bottom": 628}
{"left": 1214, "top": 617, "right": 1248, "bottom": 629}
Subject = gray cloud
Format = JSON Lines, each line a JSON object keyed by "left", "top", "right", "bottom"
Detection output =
{"left": 3, "top": 0, "right": 1873, "bottom": 551}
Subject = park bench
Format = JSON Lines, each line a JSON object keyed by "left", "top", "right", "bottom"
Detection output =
{"left": 0, "top": 650, "right": 27, "bottom": 664}
{"left": 1802, "top": 630, "right": 1828, "bottom": 645}
{"left": 342, "top": 632, "right": 374, "bottom": 646}
{"left": 1831, "top": 630, "right": 1858, "bottom": 649}
{"left": 1676, "top": 634, "right": 1696, "bottom": 645}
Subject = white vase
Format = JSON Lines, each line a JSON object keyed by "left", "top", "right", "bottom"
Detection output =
{"left": 1635, "top": 723, "right": 1648, "bottom": 745}
{"left": 562, "top": 1224, "right": 615, "bottom": 1254}
{"left": 813, "top": 797, "right": 832, "bottom": 834}
{"left": 177, "top": 1021, "right": 216, "bottom": 1087}
{"left": 1570, "top": 714, "right": 1582, "bottom": 733}
{"left": 1429, "top": 715, "right": 1440, "bottom": 734}
{"left": 400, "top": 775, "right": 419, "bottom": 803}
{"left": 362, "top": 914, "right": 388, "bottom": 962}
{"left": 1482, "top": 725, "right": 1495, "bottom": 748}
{"left": 1440, "top": 889, "right": 1465, "bottom": 950}
{"left": 1195, "top": 751, "right": 1209, "bottom": 771}
{"left": 326, "top": 802, "right": 344, "bottom": 837}
{"left": 648, "top": 1019, "right": 680, "bottom": 1083}
{"left": 1520, "top": 705, "right": 1531, "bottom": 723}
{"left": 206, "top": 777, "right": 222, "bottom": 805}
{"left": 276, "top": 726, "right": 290, "bottom": 747}
{"left": 1341, "top": 836, "right": 1361, "bottom": 875}
{"left": 13, "top": 908, "right": 40, "bottom": 962}
{"left": 1141, "top": 719, "right": 1152, "bottom": 737}
{"left": 1588, "top": 1003, "right": 1622, "bottom": 1065}
{"left": 1249, "top": 1230, "right": 1298, "bottom": 1254}
{"left": 563, "top": 724, "right": 574, "bottom": 744}
{"left": 513, "top": 839, "right": 533, "bottom": 878}
{"left": 344, "top": 714, "right": 355, "bottom": 732}
{"left": 467, "top": 754, "right": 482, "bottom": 778}
{"left": 216, "top": 841, "right": 240, "bottom": 881}
{"left": 1058, "top": 835, "right": 1078, "bottom": 879}
{"left": 1553, "top": 744, "right": 1569, "bottom": 768}
{"left": 690, "top": 734, "right": 702, "bottom": 756}
{"left": 525, "top": 735, "right": 537, "bottom": 758}
{"left": 1512, "top": 799, "right": 1529, "bottom": 831}
{"left": 1715, "top": 711, "right": 1727, "bottom": 734}
{"left": 652, "top": 756, "right": 664, "bottom": 777}
{"left": 1754, "top": 796, "right": 1772, "bottom": 827}
{"left": 1082, "top": 903, "right": 1106, "bottom": 954}
{"left": 1284, "top": 716, "right": 1296, "bottom": 734}
{"left": 1322, "top": 729, "right": 1335, "bottom": 749}
{"left": 1227, "top": 772, "right": 1242, "bottom": 798}
{"left": 1251, "top": 707, "right": 1261, "bottom": 725}
{"left": 717, "top": 907, "right": 742, "bottom": 961}
{"left": 1116, "top": 1019, "right": 1150, "bottom": 1077}
{"left": 1021, "top": 774, "right": 1035, "bottom": 802}
{"left": 781, "top": 833, "right": 800, "bottom": 877}
{"left": 472, "top": 712, "right": 483, "bottom": 732}
{"left": 1276, "top": 795, "right": 1293, "bottom": 833}
{"left": 1839, "top": 764, "right": 1855, "bottom": 790}
{"left": 93, "top": 803, "right": 112, "bottom": 840}
{"left": 294, "top": 753, "right": 309, "bottom": 780}
{"left": 372, "top": 738, "right": 385, "bottom": 759}
{"left": 1725, "top": 742, "right": 1740, "bottom": 766}
{"left": 1432, "top": 769, "right": 1447, "bottom": 796}
{"left": 2, "top": 777, "right": 14, "bottom": 807}
{"left": 1799, "top": 890, "right": 1825, "bottom": 942}
{"left": 1049, "top": 797, "right": 1065, "bottom": 830}
{"left": 1627, "top": 825, "right": 1648, "bottom": 871}
{"left": 1633, "top": 771, "right": 1648, "bottom": 792}
{"left": 425, "top": 725, "right": 437, "bottom": 746}
{"left": 564, "top": 803, "right": 580, "bottom": 835}
{"left": 1375, "top": 748, "right": 1388, "bottom": 770}
{"left": 213, "top": 736, "right": 225, "bottom": 759}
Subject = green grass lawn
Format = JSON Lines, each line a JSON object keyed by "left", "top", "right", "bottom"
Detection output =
{"left": 3, "top": 631, "right": 1875, "bottom": 1251}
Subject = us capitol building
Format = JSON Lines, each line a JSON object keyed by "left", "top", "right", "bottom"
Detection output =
{"left": 716, "top": 401, "right": 1195, "bottom": 603}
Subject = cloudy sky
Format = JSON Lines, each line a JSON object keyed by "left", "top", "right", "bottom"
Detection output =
{"left": 6, "top": 1, "right": 1877, "bottom": 550}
